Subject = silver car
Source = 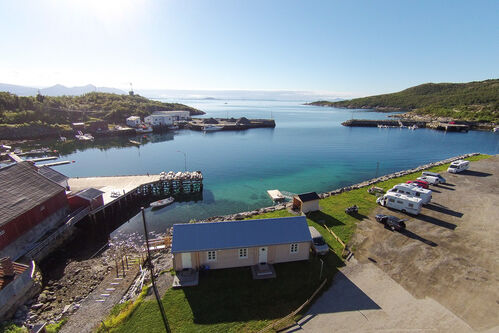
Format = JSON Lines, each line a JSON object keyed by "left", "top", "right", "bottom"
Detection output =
{"left": 309, "top": 226, "right": 329, "bottom": 255}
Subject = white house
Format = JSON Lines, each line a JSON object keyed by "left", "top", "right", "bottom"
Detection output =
{"left": 126, "top": 116, "right": 141, "bottom": 128}
{"left": 153, "top": 110, "right": 191, "bottom": 121}
{"left": 144, "top": 114, "right": 174, "bottom": 127}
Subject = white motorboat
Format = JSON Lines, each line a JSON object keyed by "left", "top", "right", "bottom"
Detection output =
{"left": 136, "top": 125, "right": 153, "bottom": 133}
{"left": 203, "top": 125, "right": 223, "bottom": 131}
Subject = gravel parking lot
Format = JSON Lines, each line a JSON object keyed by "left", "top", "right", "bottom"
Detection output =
{"left": 349, "top": 155, "right": 499, "bottom": 331}
{"left": 291, "top": 156, "right": 498, "bottom": 333}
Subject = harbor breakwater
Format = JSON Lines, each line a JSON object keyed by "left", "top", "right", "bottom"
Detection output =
{"left": 198, "top": 152, "right": 480, "bottom": 222}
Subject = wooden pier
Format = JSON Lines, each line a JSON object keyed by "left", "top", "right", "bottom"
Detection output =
{"left": 68, "top": 171, "right": 203, "bottom": 234}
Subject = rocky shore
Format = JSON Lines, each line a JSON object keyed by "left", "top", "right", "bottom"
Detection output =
{"left": 197, "top": 153, "right": 480, "bottom": 223}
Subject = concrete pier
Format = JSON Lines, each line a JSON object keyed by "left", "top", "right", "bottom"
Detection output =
{"left": 69, "top": 174, "right": 162, "bottom": 205}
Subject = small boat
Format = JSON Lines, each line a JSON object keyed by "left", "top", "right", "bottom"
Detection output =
{"left": 203, "top": 125, "right": 223, "bottom": 131}
{"left": 168, "top": 125, "right": 179, "bottom": 130}
{"left": 136, "top": 125, "right": 153, "bottom": 134}
{"left": 150, "top": 197, "right": 174, "bottom": 209}
{"left": 408, "top": 125, "right": 418, "bottom": 130}
{"left": 129, "top": 140, "right": 141, "bottom": 145}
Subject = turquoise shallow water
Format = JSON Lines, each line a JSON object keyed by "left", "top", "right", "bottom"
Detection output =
{"left": 43, "top": 100, "right": 498, "bottom": 234}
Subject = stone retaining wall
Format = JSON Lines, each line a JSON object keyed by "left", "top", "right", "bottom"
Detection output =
{"left": 198, "top": 153, "right": 480, "bottom": 223}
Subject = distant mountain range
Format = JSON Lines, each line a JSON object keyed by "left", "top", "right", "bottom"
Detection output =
{"left": 0, "top": 83, "right": 126, "bottom": 96}
{"left": 0, "top": 83, "right": 348, "bottom": 101}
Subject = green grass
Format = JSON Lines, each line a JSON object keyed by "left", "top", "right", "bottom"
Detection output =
{"left": 111, "top": 256, "right": 340, "bottom": 333}
{"left": 109, "top": 154, "right": 492, "bottom": 332}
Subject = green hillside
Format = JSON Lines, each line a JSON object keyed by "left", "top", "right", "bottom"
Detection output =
{"left": 310, "top": 79, "right": 499, "bottom": 122}
{"left": 0, "top": 91, "right": 204, "bottom": 126}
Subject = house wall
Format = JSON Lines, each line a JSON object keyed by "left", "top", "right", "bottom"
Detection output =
{"left": 174, "top": 241, "right": 310, "bottom": 271}
{"left": 301, "top": 200, "right": 320, "bottom": 213}
{"left": 0, "top": 190, "right": 68, "bottom": 254}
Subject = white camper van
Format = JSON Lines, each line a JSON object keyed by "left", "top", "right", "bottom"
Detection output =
{"left": 421, "top": 171, "right": 446, "bottom": 184}
{"left": 376, "top": 192, "right": 423, "bottom": 215}
{"left": 388, "top": 183, "right": 432, "bottom": 204}
{"left": 447, "top": 160, "right": 469, "bottom": 173}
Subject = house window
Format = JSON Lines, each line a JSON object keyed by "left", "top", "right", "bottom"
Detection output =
{"left": 207, "top": 251, "right": 216, "bottom": 261}
{"left": 290, "top": 243, "right": 298, "bottom": 254}
{"left": 239, "top": 248, "right": 248, "bottom": 259}
{"left": 40, "top": 205, "right": 45, "bottom": 212}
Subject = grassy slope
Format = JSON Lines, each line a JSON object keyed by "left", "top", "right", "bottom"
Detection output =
{"left": 310, "top": 79, "right": 499, "bottom": 122}
{"left": 110, "top": 154, "right": 491, "bottom": 333}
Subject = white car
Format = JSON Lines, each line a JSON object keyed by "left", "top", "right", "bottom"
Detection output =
{"left": 417, "top": 175, "right": 440, "bottom": 185}
{"left": 309, "top": 226, "right": 329, "bottom": 255}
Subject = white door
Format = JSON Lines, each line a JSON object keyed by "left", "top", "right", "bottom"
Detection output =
{"left": 181, "top": 253, "right": 192, "bottom": 269}
{"left": 259, "top": 247, "right": 268, "bottom": 264}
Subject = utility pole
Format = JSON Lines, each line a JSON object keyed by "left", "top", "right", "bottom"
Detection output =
{"left": 142, "top": 208, "right": 171, "bottom": 333}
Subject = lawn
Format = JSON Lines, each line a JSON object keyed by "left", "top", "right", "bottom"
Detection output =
{"left": 107, "top": 154, "right": 490, "bottom": 332}
{"left": 109, "top": 255, "right": 341, "bottom": 333}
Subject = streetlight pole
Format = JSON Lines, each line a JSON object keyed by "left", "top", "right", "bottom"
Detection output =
{"left": 177, "top": 150, "right": 187, "bottom": 171}
{"left": 141, "top": 208, "right": 171, "bottom": 333}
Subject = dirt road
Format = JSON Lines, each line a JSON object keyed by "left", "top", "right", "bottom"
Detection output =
{"left": 349, "top": 156, "right": 499, "bottom": 331}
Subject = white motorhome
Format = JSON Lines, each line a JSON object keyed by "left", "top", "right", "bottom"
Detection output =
{"left": 447, "top": 160, "right": 469, "bottom": 173}
{"left": 376, "top": 192, "right": 423, "bottom": 215}
{"left": 388, "top": 183, "right": 432, "bottom": 205}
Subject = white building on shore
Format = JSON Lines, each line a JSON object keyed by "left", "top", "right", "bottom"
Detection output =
{"left": 144, "top": 114, "right": 174, "bottom": 126}
{"left": 153, "top": 110, "right": 191, "bottom": 121}
{"left": 126, "top": 116, "right": 141, "bottom": 128}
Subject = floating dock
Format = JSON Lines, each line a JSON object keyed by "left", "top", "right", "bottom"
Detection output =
{"left": 267, "top": 189, "right": 285, "bottom": 202}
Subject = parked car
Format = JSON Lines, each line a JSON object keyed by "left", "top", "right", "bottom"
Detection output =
{"left": 421, "top": 171, "right": 446, "bottom": 184}
{"left": 406, "top": 180, "right": 429, "bottom": 189}
{"left": 417, "top": 175, "right": 441, "bottom": 185}
{"left": 308, "top": 226, "right": 329, "bottom": 255}
{"left": 345, "top": 205, "right": 358, "bottom": 215}
{"left": 375, "top": 214, "right": 407, "bottom": 231}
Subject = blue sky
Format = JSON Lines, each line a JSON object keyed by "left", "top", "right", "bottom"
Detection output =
{"left": 0, "top": 0, "right": 497, "bottom": 97}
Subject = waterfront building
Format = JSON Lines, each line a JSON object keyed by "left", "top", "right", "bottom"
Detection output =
{"left": 68, "top": 188, "right": 104, "bottom": 211}
{"left": 126, "top": 116, "right": 141, "bottom": 128}
{"left": 37, "top": 166, "right": 70, "bottom": 191}
{"left": 152, "top": 110, "right": 191, "bottom": 121}
{"left": 292, "top": 192, "right": 320, "bottom": 214}
{"left": 172, "top": 216, "right": 311, "bottom": 274}
{"left": 144, "top": 114, "right": 174, "bottom": 127}
{"left": 0, "top": 162, "right": 69, "bottom": 260}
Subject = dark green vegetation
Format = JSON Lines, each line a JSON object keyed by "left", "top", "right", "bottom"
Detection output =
{"left": 0, "top": 91, "right": 203, "bottom": 128}
{"left": 105, "top": 155, "right": 491, "bottom": 332}
{"left": 311, "top": 79, "right": 499, "bottom": 122}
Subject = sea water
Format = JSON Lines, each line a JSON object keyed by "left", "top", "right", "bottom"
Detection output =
{"left": 47, "top": 100, "right": 499, "bottom": 234}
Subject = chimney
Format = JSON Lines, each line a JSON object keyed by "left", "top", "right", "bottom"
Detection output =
{"left": 0, "top": 257, "right": 15, "bottom": 277}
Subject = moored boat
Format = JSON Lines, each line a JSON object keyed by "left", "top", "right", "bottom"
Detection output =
{"left": 203, "top": 125, "right": 223, "bottom": 131}
{"left": 150, "top": 197, "right": 174, "bottom": 209}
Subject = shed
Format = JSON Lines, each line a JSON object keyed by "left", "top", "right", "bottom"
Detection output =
{"left": 68, "top": 188, "right": 104, "bottom": 211}
{"left": 172, "top": 216, "right": 311, "bottom": 272}
{"left": 293, "top": 192, "right": 320, "bottom": 213}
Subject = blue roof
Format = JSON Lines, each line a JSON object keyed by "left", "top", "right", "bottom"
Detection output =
{"left": 171, "top": 216, "right": 311, "bottom": 253}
